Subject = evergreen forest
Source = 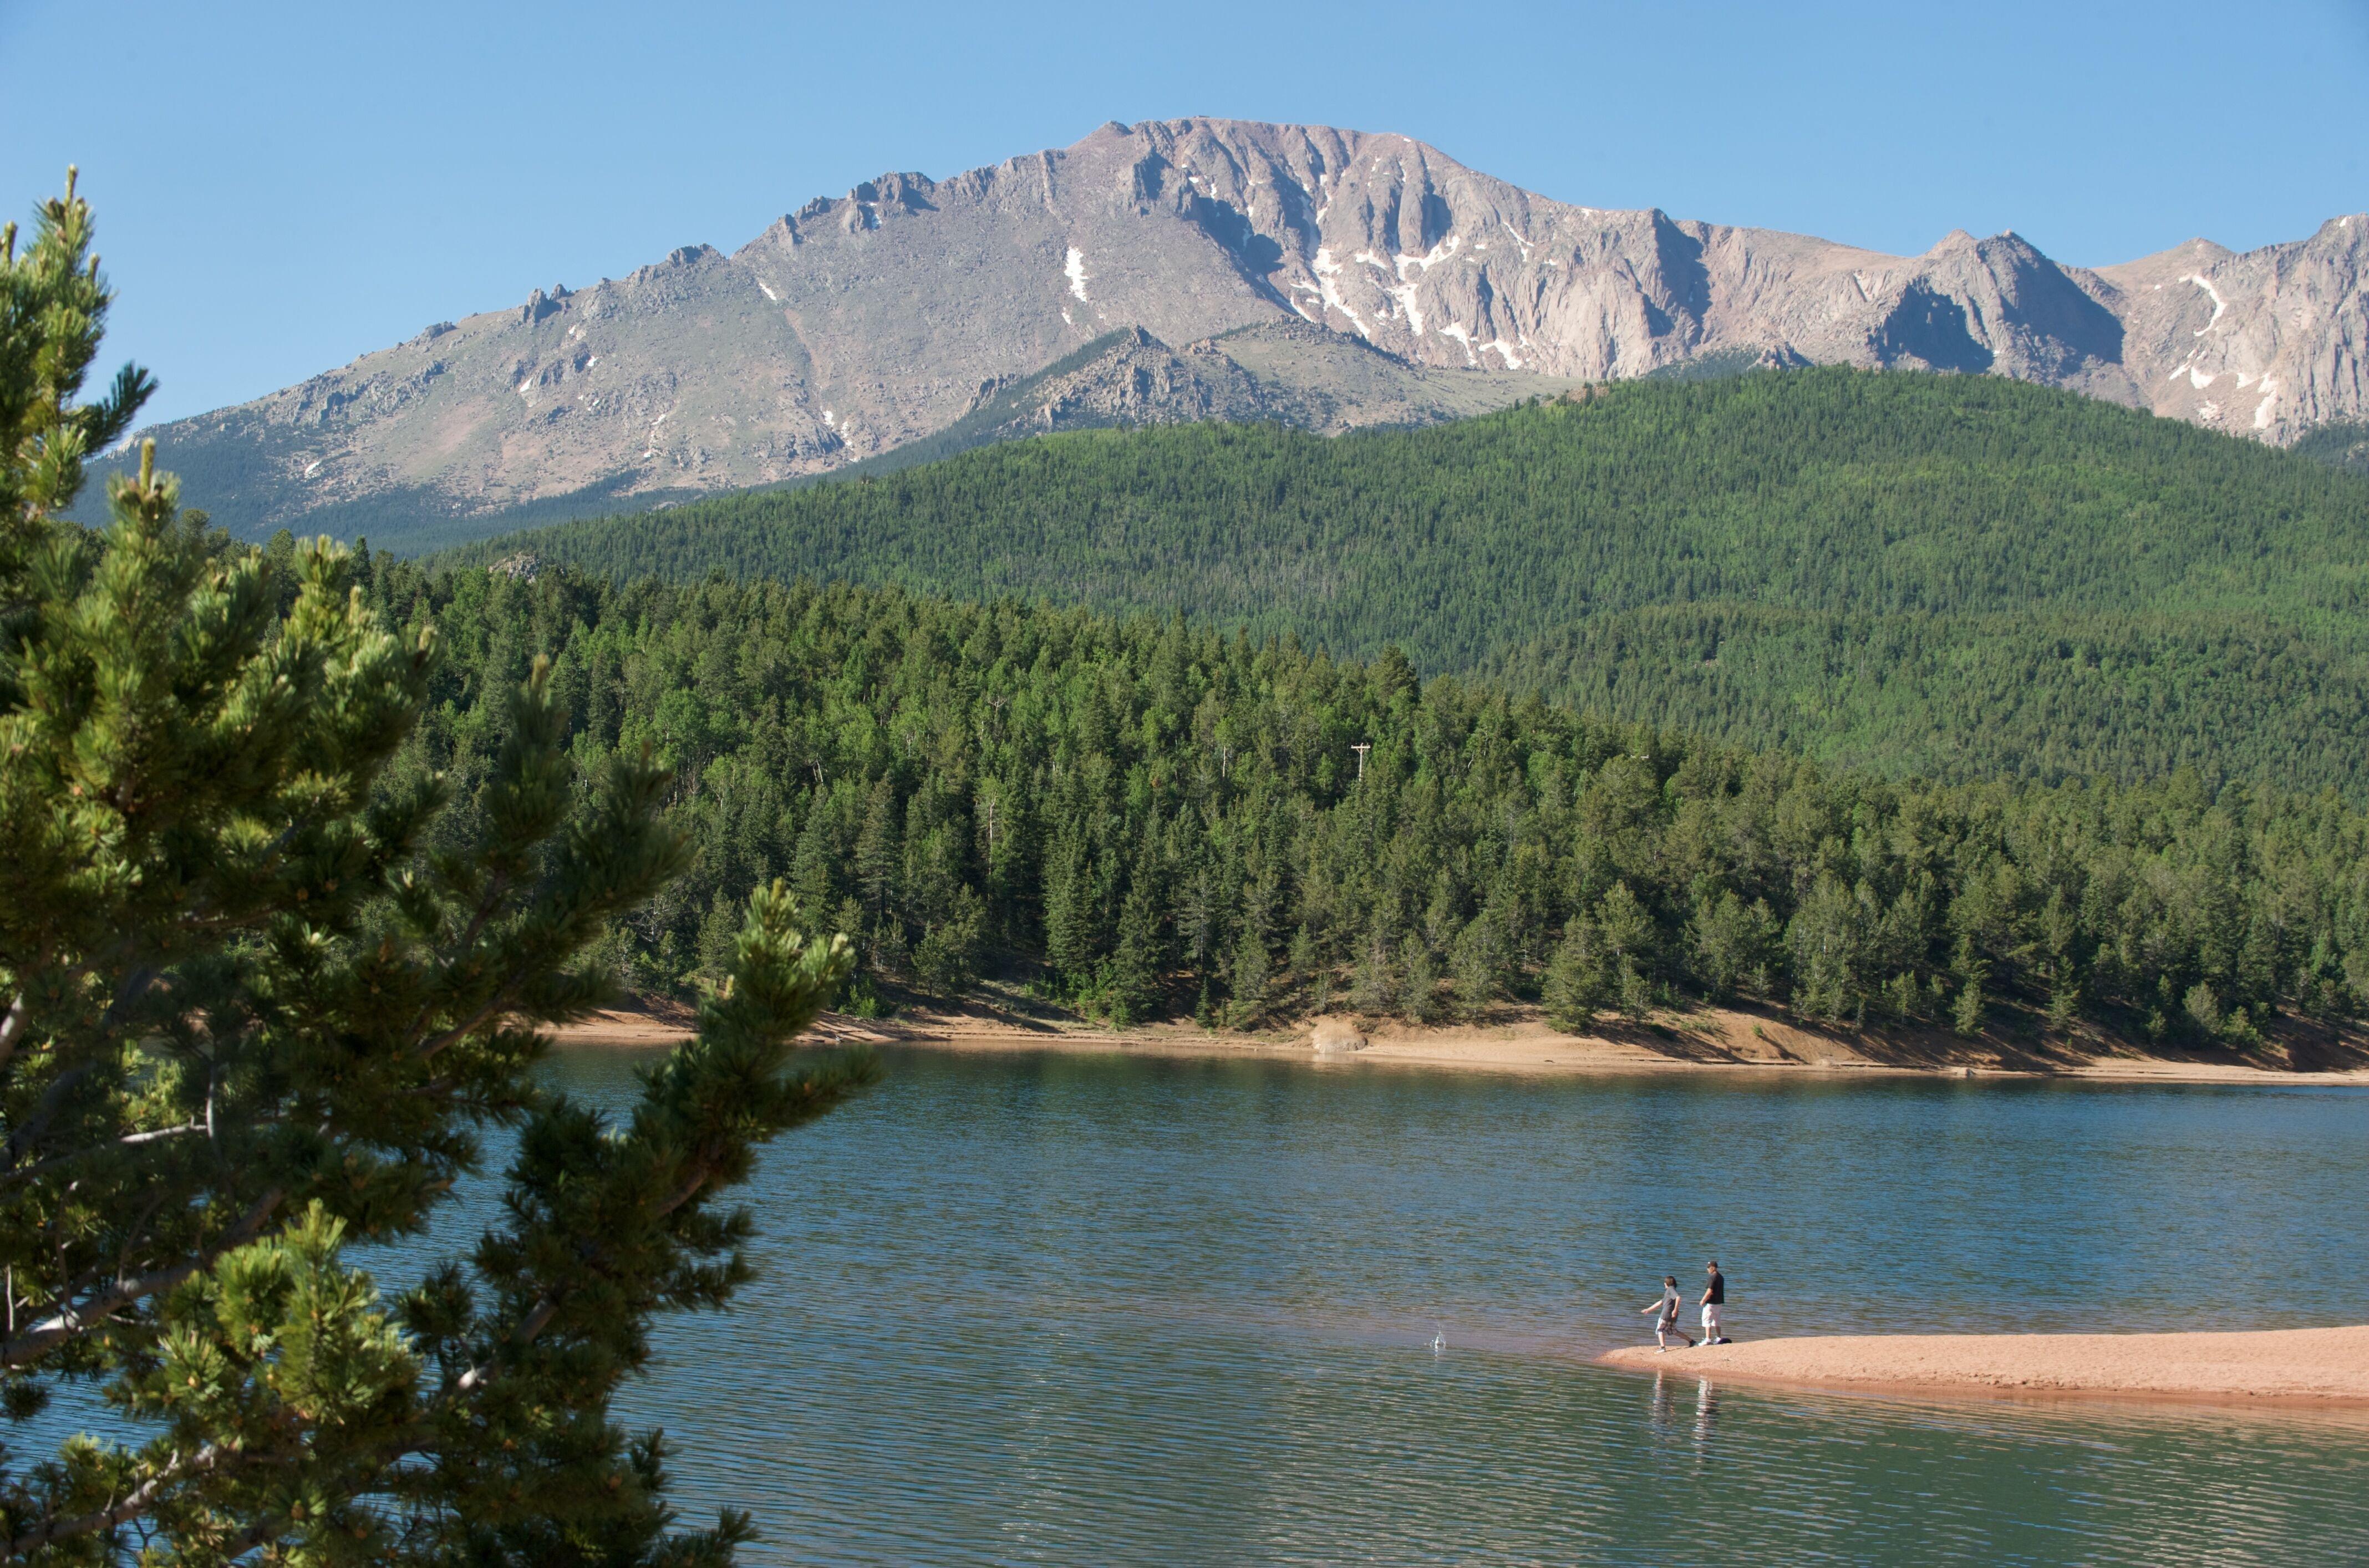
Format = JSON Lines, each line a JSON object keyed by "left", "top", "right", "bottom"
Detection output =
{"left": 2298, "top": 419, "right": 2369, "bottom": 478}
{"left": 360, "top": 552, "right": 2369, "bottom": 1051}
{"left": 1480, "top": 603, "right": 2369, "bottom": 793}
{"left": 447, "top": 369, "right": 2369, "bottom": 791}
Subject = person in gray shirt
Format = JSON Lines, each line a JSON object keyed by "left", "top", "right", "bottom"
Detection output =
{"left": 1641, "top": 1275, "right": 1694, "bottom": 1350}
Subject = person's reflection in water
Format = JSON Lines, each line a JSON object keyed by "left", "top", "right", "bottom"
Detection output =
{"left": 1648, "top": 1372, "right": 1676, "bottom": 1437}
{"left": 1692, "top": 1378, "right": 1720, "bottom": 1462}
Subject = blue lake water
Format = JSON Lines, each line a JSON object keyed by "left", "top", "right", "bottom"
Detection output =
{"left": 533, "top": 1047, "right": 2369, "bottom": 1566}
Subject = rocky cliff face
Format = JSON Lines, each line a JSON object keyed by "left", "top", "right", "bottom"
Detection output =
{"left": 130, "top": 119, "right": 2369, "bottom": 539}
{"left": 2097, "top": 220, "right": 2369, "bottom": 438}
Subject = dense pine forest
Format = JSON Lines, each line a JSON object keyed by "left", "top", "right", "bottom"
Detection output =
{"left": 446, "top": 369, "right": 2369, "bottom": 791}
{"left": 355, "top": 551, "right": 2369, "bottom": 1050}
{"left": 2299, "top": 419, "right": 2369, "bottom": 478}
{"left": 1482, "top": 603, "right": 2369, "bottom": 793}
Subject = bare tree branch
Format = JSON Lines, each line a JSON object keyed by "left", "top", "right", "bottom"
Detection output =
{"left": 0, "top": 992, "right": 28, "bottom": 1073}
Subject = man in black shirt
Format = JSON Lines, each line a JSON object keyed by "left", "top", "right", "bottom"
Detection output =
{"left": 1700, "top": 1261, "right": 1728, "bottom": 1344}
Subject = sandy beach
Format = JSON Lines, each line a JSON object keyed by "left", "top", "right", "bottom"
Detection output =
{"left": 553, "top": 999, "right": 2369, "bottom": 1086}
{"left": 1598, "top": 1326, "right": 2369, "bottom": 1407}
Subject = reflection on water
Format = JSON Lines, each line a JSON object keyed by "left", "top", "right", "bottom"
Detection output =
{"left": 530, "top": 1046, "right": 2369, "bottom": 1565}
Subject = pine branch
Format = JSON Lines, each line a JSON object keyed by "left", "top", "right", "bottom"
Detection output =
{"left": 1, "top": 1063, "right": 98, "bottom": 1169}
{"left": 0, "top": 1119, "right": 206, "bottom": 1191}
{"left": 451, "top": 1149, "right": 721, "bottom": 1396}
{"left": 454, "top": 1037, "right": 869, "bottom": 1394}
{"left": 1, "top": 1186, "right": 283, "bottom": 1368}
{"left": 409, "top": 978, "right": 518, "bottom": 1065}
{"left": 3, "top": 1440, "right": 231, "bottom": 1557}
{"left": 75, "top": 362, "right": 155, "bottom": 455}
{"left": 96, "top": 964, "right": 160, "bottom": 1032}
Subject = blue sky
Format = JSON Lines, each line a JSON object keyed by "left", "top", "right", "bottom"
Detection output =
{"left": 5, "top": 0, "right": 2363, "bottom": 426}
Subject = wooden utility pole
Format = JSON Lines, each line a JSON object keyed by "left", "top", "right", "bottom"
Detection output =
{"left": 1351, "top": 742, "right": 1372, "bottom": 783}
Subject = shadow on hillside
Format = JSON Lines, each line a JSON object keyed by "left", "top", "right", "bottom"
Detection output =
{"left": 866, "top": 978, "right": 1075, "bottom": 1035}
{"left": 1580, "top": 1017, "right": 1758, "bottom": 1065}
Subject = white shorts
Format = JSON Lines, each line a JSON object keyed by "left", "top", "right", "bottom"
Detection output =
{"left": 1701, "top": 1304, "right": 1722, "bottom": 1335}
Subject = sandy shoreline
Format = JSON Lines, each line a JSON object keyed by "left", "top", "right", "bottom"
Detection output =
{"left": 1597, "top": 1326, "right": 2369, "bottom": 1408}
{"left": 553, "top": 1004, "right": 2369, "bottom": 1087}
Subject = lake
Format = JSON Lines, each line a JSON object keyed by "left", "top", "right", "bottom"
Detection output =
{"left": 539, "top": 1046, "right": 2369, "bottom": 1565}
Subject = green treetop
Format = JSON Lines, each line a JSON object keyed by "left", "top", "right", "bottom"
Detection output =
{"left": 0, "top": 175, "right": 865, "bottom": 1565}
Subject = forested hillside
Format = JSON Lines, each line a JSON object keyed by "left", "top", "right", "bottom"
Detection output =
{"left": 449, "top": 370, "right": 2369, "bottom": 791}
{"left": 361, "top": 552, "right": 2369, "bottom": 1051}
{"left": 1481, "top": 604, "right": 2369, "bottom": 795}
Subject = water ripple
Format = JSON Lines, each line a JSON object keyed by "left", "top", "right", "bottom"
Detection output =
{"left": 558, "top": 1049, "right": 2368, "bottom": 1565}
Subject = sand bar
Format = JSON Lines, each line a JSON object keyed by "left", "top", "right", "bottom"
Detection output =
{"left": 1598, "top": 1325, "right": 2369, "bottom": 1407}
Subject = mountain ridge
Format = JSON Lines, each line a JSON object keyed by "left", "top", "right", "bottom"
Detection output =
{"left": 121, "top": 118, "right": 2369, "bottom": 544}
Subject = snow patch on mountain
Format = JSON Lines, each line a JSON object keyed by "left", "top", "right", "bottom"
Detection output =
{"left": 2183, "top": 274, "right": 2228, "bottom": 333}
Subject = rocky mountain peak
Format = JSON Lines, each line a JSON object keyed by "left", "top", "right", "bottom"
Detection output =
{"left": 125, "top": 118, "right": 2369, "bottom": 541}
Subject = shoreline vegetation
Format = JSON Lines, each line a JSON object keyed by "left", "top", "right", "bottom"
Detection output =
{"left": 554, "top": 994, "right": 2369, "bottom": 1085}
{"left": 333, "top": 378, "right": 2369, "bottom": 1068}
{"left": 364, "top": 566, "right": 2369, "bottom": 1067}
{"left": 1595, "top": 1326, "right": 2369, "bottom": 1409}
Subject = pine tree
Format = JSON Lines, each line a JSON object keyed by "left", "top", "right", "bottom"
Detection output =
{"left": 1400, "top": 945, "right": 1443, "bottom": 1025}
{"left": 1107, "top": 883, "right": 1163, "bottom": 1027}
{"left": 1690, "top": 891, "right": 1774, "bottom": 1000}
{"left": 1543, "top": 917, "right": 1609, "bottom": 1031}
{"left": 913, "top": 885, "right": 986, "bottom": 996}
{"left": 1451, "top": 913, "right": 1506, "bottom": 1023}
{"left": 0, "top": 177, "right": 863, "bottom": 1565}
{"left": 853, "top": 774, "right": 903, "bottom": 927}
{"left": 790, "top": 783, "right": 846, "bottom": 924}
{"left": 1788, "top": 874, "right": 1871, "bottom": 1021}
{"left": 695, "top": 888, "right": 744, "bottom": 986}
{"left": 0, "top": 169, "right": 152, "bottom": 579}
{"left": 1287, "top": 923, "right": 1320, "bottom": 1014}
{"left": 1041, "top": 827, "right": 1096, "bottom": 992}
{"left": 1350, "top": 919, "right": 1396, "bottom": 1015}
{"left": 1227, "top": 924, "right": 1270, "bottom": 1029}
